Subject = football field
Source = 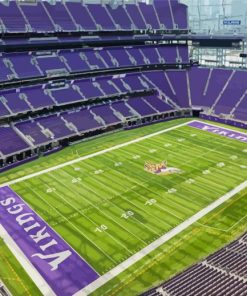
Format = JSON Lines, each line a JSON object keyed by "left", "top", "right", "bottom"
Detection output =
{"left": 0, "top": 119, "right": 247, "bottom": 296}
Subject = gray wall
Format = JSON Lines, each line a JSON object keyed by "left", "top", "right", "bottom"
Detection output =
{"left": 182, "top": 0, "right": 247, "bottom": 34}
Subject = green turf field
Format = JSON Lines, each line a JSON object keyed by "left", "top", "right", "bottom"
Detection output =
{"left": 0, "top": 118, "right": 247, "bottom": 296}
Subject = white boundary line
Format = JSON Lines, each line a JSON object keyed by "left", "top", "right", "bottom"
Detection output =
{"left": 0, "top": 225, "right": 56, "bottom": 296}
{"left": 0, "top": 120, "right": 192, "bottom": 294}
{"left": 0, "top": 119, "right": 246, "bottom": 296}
{"left": 0, "top": 120, "right": 195, "bottom": 188}
{"left": 199, "top": 120, "right": 247, "bottom": 135}
{"left": 74, "top": 180, "right": 247, "bottom": 296}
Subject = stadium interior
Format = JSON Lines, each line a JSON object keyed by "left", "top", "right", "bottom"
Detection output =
{"left": 0, "top": 0, "right": 246, "bottom": 296}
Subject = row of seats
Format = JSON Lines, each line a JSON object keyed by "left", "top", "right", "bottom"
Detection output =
{"left": 1, "top": 66, "right": 246, "bottom": 122}
{"left": 1, "top": 65, "right": 246, "bottom": 158}
{"left": 142, "top": 232, "right": 247, "bottom": 296}
{"left": 0, "top": 45, "right": 189, "bottom": 82}
{"left": 0, "top": 71, "right": 157, "bottom": 118}
{"left": 0, "top": 0, "right": 188, "bottom": 33}
{"left": 143, "top": 70, "right": 190, "bottom": 108}
{"left": 188, "top": 66, "right": 247, "bottom": 121}
{"left": 0, "top": 94, "right": 172, "bottom": 157}
{"left": 143, "top": 67, "right": 247, "bottom": 121}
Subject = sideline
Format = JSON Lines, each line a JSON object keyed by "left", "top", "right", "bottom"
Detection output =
{"left": 0, "top": 225, "right": 56, "bottom": 296}
{"left": 75, "top": 181, "right": 247, "bottom": 295}
{"left": 0, "top": 120, "right": 194, "bottom": 188}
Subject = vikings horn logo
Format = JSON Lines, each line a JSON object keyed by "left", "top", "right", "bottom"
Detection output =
{"left": 144, "top": 161, "right": 182, "bottom": 176}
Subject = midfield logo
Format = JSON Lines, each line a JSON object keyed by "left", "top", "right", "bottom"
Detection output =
{"left": 144, "top": 161, "right": 182, "bottom": 176}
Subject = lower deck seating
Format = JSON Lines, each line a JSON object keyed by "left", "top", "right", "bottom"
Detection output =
{"left": 0, "top": 66, "right": 246, "bottom": 161}
{"left": 10, "top": 95, "right": 172, "bottom": 149}
{"left": 62, "top": 108, "right": 102, "bottom": 133}
{"left": 111, "top": 101, "right": 135, "bottom": 118}
{"left": 142, "top": 232, "right": 247, "bottom": 296}
{"left": 91, "top": 105, "right": 122, "bottom": 125}
{"left": 0, "top": 72, "right": 155, "bottom": 117}
{"left": 127, "top": 97, "right": 157, "bottom": 116}
{"left": 37, "top": 115, "right": 73, "bottom": 139}
{"left": 144, "top": 68, "right": 247, "bottom": 121}
{"left": 16, "top": 121, "right": 50, "bottom": 145}
{"left": 188, "top": 67, "right": 247, "bottom": 121}
{"left": 234, "top": 94, "right": 247, "bottom": 121}
{"left": 0, "top": 126, "right": 29, "bottom": 156}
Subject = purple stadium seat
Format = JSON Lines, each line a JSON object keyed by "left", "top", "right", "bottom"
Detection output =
{"left": 234, "top": 94, "right": 247, "bottom": 121}
{"left": 214, "top": 71, "right": 247, "bottom": 114}
{"left": 122, "top": 74, "right": 151, "bottom": 91}
{"left": 0, "top": 1, "right": 27, "bottom": 32}
{"left": 22, "top": 85, "right": 55, "bottom": 110}
{"left": 38, "top": 114, "right": 73, "bottom": 139}
{"left": 62, "top": 108, "right": 102, "bottom": 132}
{"left": 97, "top": 78, "right": 119, "bottom": 96}
{"left": 127, "top": 97, "right": 157, "bottom": 116}
{"left": 125, "top": 4, "right": 147, "bottom": 30}
{"left": 96, "top": 49, "right": 116, "bottom": 68}
{"left": 87, "top": 4, "right": 116, "bottom": 31}
{"left": 91, "top": 105, "right": 121, "bottom": 124}
{"left": 110, "top": 78, "right": 130, "bottom": 93}
{"left": 204, "top": 68, "right": 233, "bottom": 107}
{"left": 19, "top": 2, "right": 55, "bottom": 32}
{"left": 7, "top": 53, "right": 41, "bottom": 79}
{"left": 171, "top": 2, "right": 188, "bottom": 29}
{"left": 106, "top": 4, "right": 133, "bottom": 30}
{"left": 50, "top": 86, "right": 83, "bottom": 105}
{"left": 126, "top": 47, "right": 145, "bottom": 65}
{"left": 59, "top": 50, "right": 90, "bottom": 73}
{"left": 166, "top": 70, "right": 190, "bottom": 107}
{"left": 144, "top": 96, "right": 172, "bottom": 113}
{"left": 189, "top": 67, "right": 211, "bottom": 107}
{"left": 109, "top": 48, "right": 133, "bottom": 67}
{"left": 154, "top": 0, "right": 173, "bottom": 29}
{"left": 138, "top": 2, "right": 160, "bottom": 30}
{"left": 139, "top": 46, "right": 160, "bottom": 64}
{"left": 84, "top": 50, "right": 107, "bottom": 70}
{"left": 44, "top": 2, "right": 77, "bottom": 32}
{"left": 16, "top": 120, "right": 50, "bottom": 145}
{"left": 158, "top": 46, "right": 178, "bottom": 63}
{"left": 112, "top": 101, "right": 134, "bottom": 118}
{"left": 0, "top": 126, "right": 29, "bottom": 156}
{"left": 35, "top": 54, "right": 68, "bottom": 75}
{"left": 0, "top": 101, "right": 11, "bottom": 118}
{"left": 74, "top": 79, "right": 103, "bottom": 99}
{"left": 0, "top": 58, "right": 14, "bottom": 82}
{"left": 66, "top": 2, "right": 97, "bottom": 31}
{"left": 178, "top": 45, "right": 189, "bottom": 63}
{"left": 1, "top": 90, "right": 31, "bottom": 114}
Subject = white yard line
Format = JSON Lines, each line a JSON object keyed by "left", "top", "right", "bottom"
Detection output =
{"left": 0, "top": 118, "right": 246, "bottom": 296}
{"left": 0, "top": 120, "right": 194, "bottom": 188}
{"left": 0, "top": 225, "right": 56, "bottom": 296}
{"left": 74, "top": 180, "right": 247, "bottom": 296}
{"left": 28, "top": 185, "right": 116, "bottom": 267}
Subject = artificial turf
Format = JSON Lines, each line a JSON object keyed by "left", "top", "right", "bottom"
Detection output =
{"left": 0, "top": 118, "right": 246, "bottom": 296}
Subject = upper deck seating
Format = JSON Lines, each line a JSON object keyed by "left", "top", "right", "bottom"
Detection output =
{"left": 0, "top": 0, "right": 188, "bottom": 33}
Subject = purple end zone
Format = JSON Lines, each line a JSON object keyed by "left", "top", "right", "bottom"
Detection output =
{"left": 188, "top": 121, "right": 247, "bottom": 143}
{"left": 0, "top": 186, "right": 99, "bottom": 296}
